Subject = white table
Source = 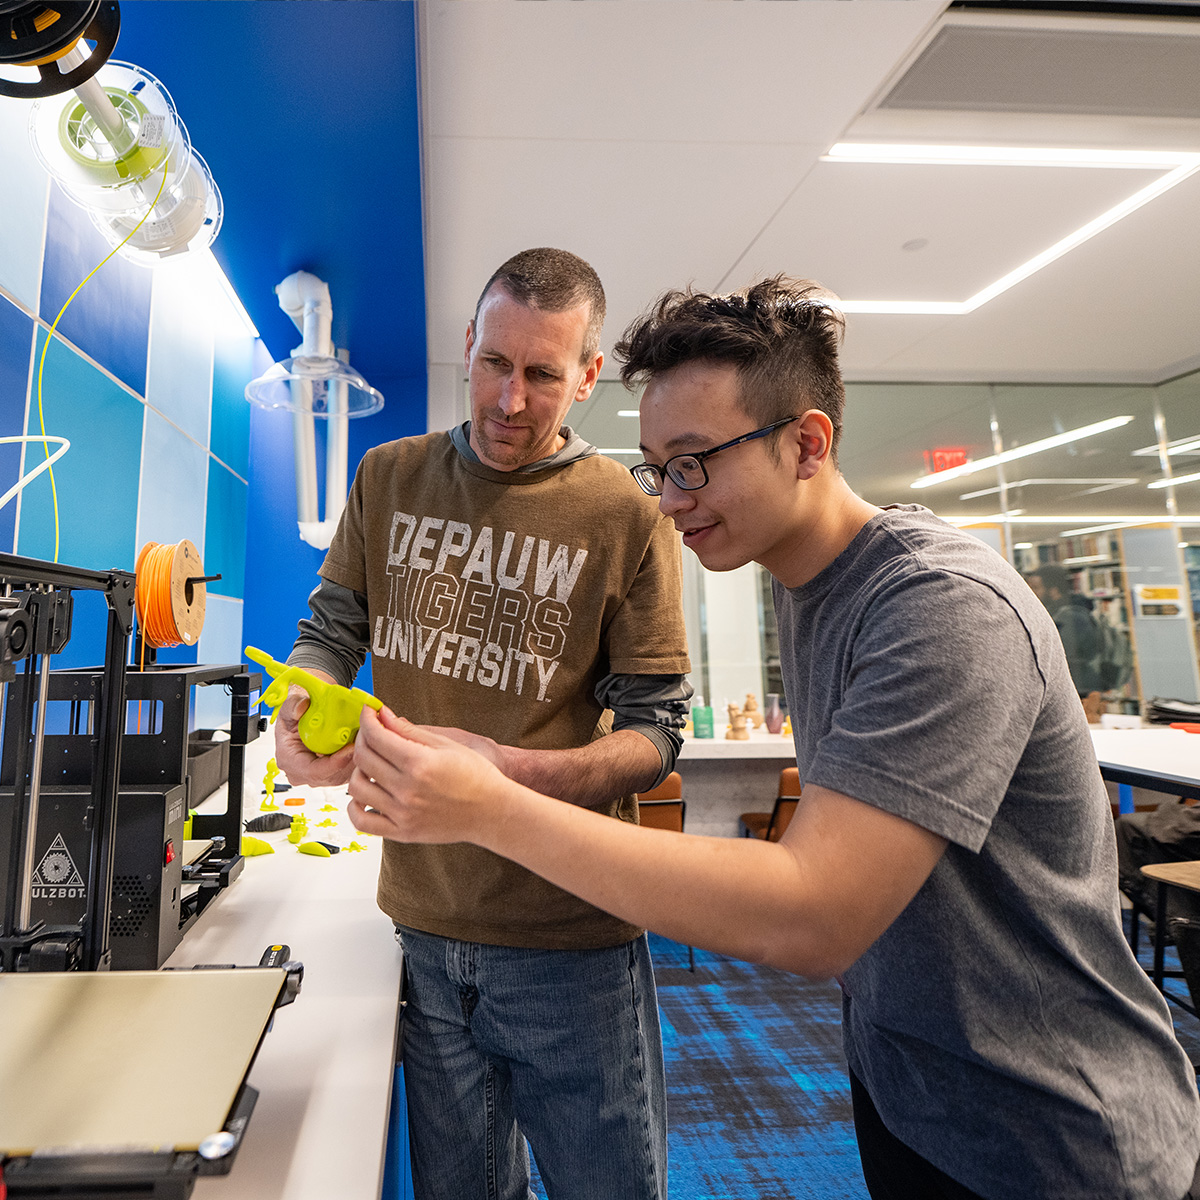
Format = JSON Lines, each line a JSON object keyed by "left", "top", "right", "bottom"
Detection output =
{"left": 673, "top": 725, "right": 1200, "bottom": 836}
{"left": 166, "top": 726, "right": 403, "bottom": 1200}
{"left": 1090, "top": 727, "right": 1200, "bottom": 802}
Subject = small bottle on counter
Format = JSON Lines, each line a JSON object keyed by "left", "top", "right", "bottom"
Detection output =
{"left": 691, "top": 695, "right": 715, "bottom": 739}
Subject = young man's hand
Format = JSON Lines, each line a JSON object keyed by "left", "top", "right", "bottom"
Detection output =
{"left": 347, "top": 707, "right": 508, "bottom": 844}
{"left": 272, "top": 681, "right": 356, "bottom": 786}
{"left": 417, "top": 724, "right": 508, "bottom": 772}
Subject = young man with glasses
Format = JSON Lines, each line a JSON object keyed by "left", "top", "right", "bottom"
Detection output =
{"left": 275, "top": 247, "right": 691, "bottom": 1200}
{"left": 345, "top": 275, "right": 1200, "bottom": 1200}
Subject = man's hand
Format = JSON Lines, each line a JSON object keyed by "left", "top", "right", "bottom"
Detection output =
{"left": 347, "top": 708, "right": 508, "bottom": 844}
{"left": 272, "top": 680, "right": 356, "bottom": 787}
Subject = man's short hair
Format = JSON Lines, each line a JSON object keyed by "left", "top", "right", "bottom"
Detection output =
{"left": 614, "top": 275, "right": 847, "bottom": 461}
{"left": 473, "top": 247, "right": 606, "bottom": 364}
{"left": 1028, "top": 564, "right": 1073, "bottom": 596}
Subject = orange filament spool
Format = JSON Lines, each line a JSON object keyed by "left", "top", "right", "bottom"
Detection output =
{"left": 134, "top": 539, "right": 207, "bottom": 650}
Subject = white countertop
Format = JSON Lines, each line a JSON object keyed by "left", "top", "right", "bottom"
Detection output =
{"left": 678, "top": 726, "right": 797, "bottom": 759}
{"left": 166, "top": 727, "right": 402, "bottom": 1200}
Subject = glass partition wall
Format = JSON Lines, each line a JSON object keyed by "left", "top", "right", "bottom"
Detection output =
{"left": 579, "top": 369, "right": 1200, "bottom": 718}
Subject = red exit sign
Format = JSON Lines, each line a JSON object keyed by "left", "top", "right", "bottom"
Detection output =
{"left": 925, "top": 447, "right": 969, "bottom": 473}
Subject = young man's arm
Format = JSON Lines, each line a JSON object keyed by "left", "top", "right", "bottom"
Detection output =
{"left": 421, "top": 723, "right": 666, "bottom": 808}
{"left": 348, "top": 710, "right": 947, "bottom": 978}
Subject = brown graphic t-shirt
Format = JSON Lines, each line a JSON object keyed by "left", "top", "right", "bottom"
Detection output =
{"left": 320, "top": 431, "right": 690, "bottom": 948}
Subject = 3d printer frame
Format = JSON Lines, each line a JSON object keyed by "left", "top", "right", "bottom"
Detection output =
{"left": 0, "top": 552, "right": 261, "bottom": 972}
{"left": 0, "top": 552, "right": 134, "bottom": 972}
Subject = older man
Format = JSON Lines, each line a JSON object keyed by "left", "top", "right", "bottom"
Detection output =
{"left": 276, "top": 248, "right": 691, "bottom": 1200}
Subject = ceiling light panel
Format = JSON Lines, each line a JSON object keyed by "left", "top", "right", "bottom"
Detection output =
{"left": 811, "top": 148, "right": 1200, "bottom": 316}
{"left": 748, "top": 158, "right": 1163, "bottom": 307}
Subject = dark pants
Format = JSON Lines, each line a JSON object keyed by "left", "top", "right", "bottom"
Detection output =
{"left": 1115, "top": 807, "right": 1200, "bottom": 925}
{"left": 850, "top": 1071, "right": 985, "bottom": 1200}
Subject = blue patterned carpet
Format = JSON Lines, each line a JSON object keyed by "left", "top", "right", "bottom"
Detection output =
{"left": 391, "top": 916, "right": 1199, "bottom": 1200}
{"left": 647, "top": 935, "right": 866, "bottom": 1200}
{"left": 533, "top": 922, "right": 1200, "bottom": 1200}
{"left": 523, "top": 934, "right": 865, "bottom": 1200}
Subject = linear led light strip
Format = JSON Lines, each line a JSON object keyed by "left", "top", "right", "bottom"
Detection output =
{"left": 910, "top": 415, "right": 1134, "bottom": 489}
{"left": 950, "top": 515, "right": 1200, "bottom": 526}
{"left": 1149, "top": 470, "right": 1200, "bottom": 489}
{"left": 1132, "top": 435, "right": 1200, "bottom": 458}
{"left": 957, "top": 478, "right": 1137, "bottom": 500}
{"left": 820, "top": 144, "right": 1200, "bottom": 316}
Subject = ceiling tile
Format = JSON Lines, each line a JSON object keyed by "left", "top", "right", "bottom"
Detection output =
{"left": 424, "top": 136, "right": 822, "bottom": 366}
{"left": 737, "top": 160, "right": 1162, "bottom": 301}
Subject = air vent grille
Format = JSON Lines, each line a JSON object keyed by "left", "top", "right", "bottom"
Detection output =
{"left": 111, "top": 874, "right": 152, "bottom": 937}
{"left": 881, "top": 24, "right": 1200, "bottom": 118}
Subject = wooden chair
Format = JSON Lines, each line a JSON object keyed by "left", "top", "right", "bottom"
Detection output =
{"left": 634, "top": 772, "right": 693, "bottom": 970}
{"left": 739, "top": 767, "right": 801, "bottom": 841}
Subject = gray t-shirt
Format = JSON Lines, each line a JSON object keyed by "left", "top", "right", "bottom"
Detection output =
{"left": 774, "top": 505, "right": 1199, "bottom": 1200}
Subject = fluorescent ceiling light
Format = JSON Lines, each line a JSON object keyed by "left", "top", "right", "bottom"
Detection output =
{"left": 1131, "top": 435, "right": 1200, "bottom": 458}
{"left": 911, "top": 415, "right": 1134, "bottom": 489}
{"left": 821, "top": 144, "right": 1200, "bottom": 316}
{"left": 824, "top": 144, "right": 1197, "bottom": 169}
{"left": 1014, "top": 542, "right": 1033, "bottom": 550}
{"left": 617, "top": 410, "right": 639, "bottom": 418}
{"left": 940, "top": 514, "right": 1200, "bottom": 529}
{"left": 1062, "top": 554, "right": 1111, "bottom": 565}
{"left": 1148, "top": 470, "right": 1200, "bottom": 489}
{"left": 1059, "top": 521, "right": 1145, "bottom": 536}
{"left": 957, "top": 478, "right": 1136, "bottom": 500}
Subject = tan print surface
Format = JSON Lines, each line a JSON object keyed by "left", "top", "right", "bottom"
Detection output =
{"left": 0, "top": 968, "right": 284, "bottom": 1155}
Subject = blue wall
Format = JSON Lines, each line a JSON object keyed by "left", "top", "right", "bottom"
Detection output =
{"left": 0, "top": 101, "right": 257, "bottom": 728}
{"left": 0, "top": 1, "right": 428, "bottom": 700}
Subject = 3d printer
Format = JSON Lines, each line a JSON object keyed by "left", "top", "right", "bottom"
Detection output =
{"left": 0, "top": 553, "right": 301, "bottom": 1200}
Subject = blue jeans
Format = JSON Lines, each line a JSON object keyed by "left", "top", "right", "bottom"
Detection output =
{"left": 396, "top": 926, "right": 667, "bottom": 1200}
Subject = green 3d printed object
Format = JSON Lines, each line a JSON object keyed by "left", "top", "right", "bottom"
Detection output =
{"left": 246, "top": 645, "right": 383, "bottom": 756}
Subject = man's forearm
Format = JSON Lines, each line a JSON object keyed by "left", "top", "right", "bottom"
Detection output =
{"left": 499, "top": 729, "right": 663, "bottom": 808}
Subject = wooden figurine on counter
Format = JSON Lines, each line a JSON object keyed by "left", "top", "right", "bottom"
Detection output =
{"left": 744, "top": 693, "right": 764, "bottom": 729}
{"left": 726, "top": 701, "right": 750, "bottom": 740}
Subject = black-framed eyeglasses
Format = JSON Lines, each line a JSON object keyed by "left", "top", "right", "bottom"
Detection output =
{"left": 630, "top": 416, "right": 800, "bottom": 497}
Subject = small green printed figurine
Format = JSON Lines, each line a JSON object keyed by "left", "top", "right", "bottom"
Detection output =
{"left": 246, "top": 645, "right": 384, "bottom": 756}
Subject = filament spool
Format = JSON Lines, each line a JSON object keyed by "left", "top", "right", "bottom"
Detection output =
{"left": 135, "top": 538, "right": 206, "bottom": 648}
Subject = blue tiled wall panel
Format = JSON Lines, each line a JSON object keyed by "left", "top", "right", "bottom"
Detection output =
{"left": 0, "top": 99, "right": 49, "bottom": 313}
{"left": 137, "top": 409, "right": 210, "bottom": 557}
{"left": 204, "top": 458, "right": 248, "bottom": 600}
{"left": 195, "top": 594, "right": 245, "bottom": 729}
{"left": 39, "top": 186, "right": 152, "bottom": 398}
{"left": 146, "top": 261, "right": 216, "bottom": 447}
{"left": 0, "top": 296, "right": 35, "bottom": 552}
{"left": 210, "top": 334, "right": 267, "bottom": 481}
{"left": 18, "top": 330, "right": 142, "bottom": 571}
